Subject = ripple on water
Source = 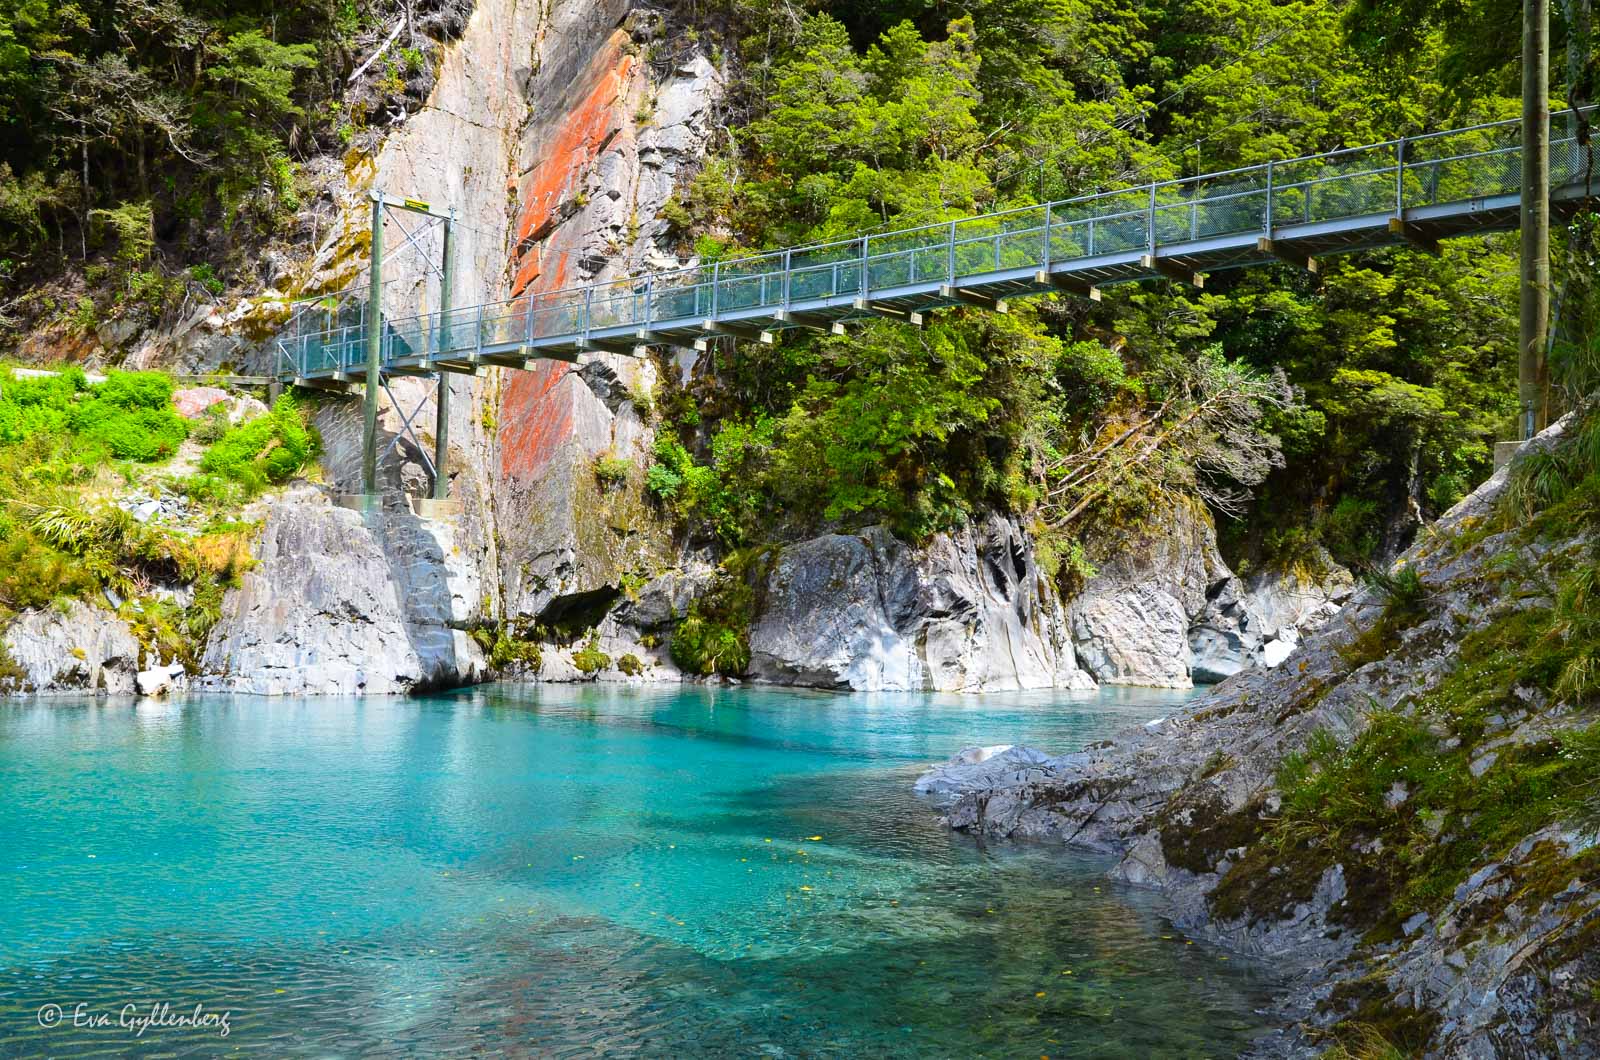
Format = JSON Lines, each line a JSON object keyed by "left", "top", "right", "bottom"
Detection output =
{"left": 0, "top": 684, "right": 1272, "bottom": 1057}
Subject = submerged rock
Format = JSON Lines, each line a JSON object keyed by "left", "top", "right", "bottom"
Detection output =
{"left": 914, "top": 745, "right": 1060, "bottom": 806}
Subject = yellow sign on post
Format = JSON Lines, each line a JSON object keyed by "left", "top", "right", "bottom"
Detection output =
{"left": 403, "top": 198, "right": 432, "bottom": 213}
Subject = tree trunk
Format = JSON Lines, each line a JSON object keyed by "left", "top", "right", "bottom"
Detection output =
{"left": 136, "top": 126, "right": 148, "bottom": 198}
{"left": 80, "top": 139, "right": 90, "bottom": 261}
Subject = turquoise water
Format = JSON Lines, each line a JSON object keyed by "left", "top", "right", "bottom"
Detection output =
{"left": 0, "top": 684, "right": 1274, "bottom": 1057}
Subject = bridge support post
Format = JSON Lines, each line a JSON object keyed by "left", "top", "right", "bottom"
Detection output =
{"left": 1521, "top": 0, "right": 1551, "bottom": 438}
{"left": 433, "top": 207, "right": 454, "bottom": 501}
{"left": 362, "top": 189, "right": 384, "bottom": 497}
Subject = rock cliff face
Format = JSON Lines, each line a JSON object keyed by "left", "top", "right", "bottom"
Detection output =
{"left": 748, "top": 515, "right": 1094, "bottom": 692}
{"left": 1070, "top": 498, "right": 1353, "bottom": 688}
{"left": 290, "top": 0, "right": 716, "bottom": 635}
{"left": 492, "top": 4, "right": 718, "bottom": 624}
{"left": 919, "top": 421, "right": 1600, "bottom": 1057}
{"left": 201, "top": 486, "right": 486, "bottom": 694}
{"left": 2, "top": 601, "right": 140, "bottom": 694}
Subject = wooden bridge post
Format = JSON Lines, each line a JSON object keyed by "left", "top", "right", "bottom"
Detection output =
{"left": 1521, "top": 0, "right": 1551, "bottom": 438}
{"left": 362, "top": 189, "right": 384, "bottom": 497}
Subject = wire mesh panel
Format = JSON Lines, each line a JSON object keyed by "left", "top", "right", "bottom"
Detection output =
{"left": 866, "top": 227, "right": 944, "bottom": 289}
{"left": 1273, "top": 143, "right": 1397, "bottom": 226}
{"left": 437, "top": 304, "right": 478, "bottom": 355}
{"left": 587, "top": 279, "right": 647, "bottom": 330}
{"left": 386, "top": 316, "right": 427, "bottom": 362}
{"left": 474, "top": 299, "right": 527, "bottom": 347}
{"left": 651, "top": 268, "right": 714, "bottom": 321}
{"left": 527, "top": 290, "right": 585, "bottom": 341}
{"left": 1053, "top": 188, "right": 1150, "bottom": 258}
{"left": 1153, "top": 169, "right": 1270, "bottom": 246}
{"left": 1405, "top": 122, "right": 1520, "bottom": 207}
{"left": 786, "top": 240, "right": 864, "bottom": 302}
{"left": 716, "top": 253, "right": 786, "bottom": 313}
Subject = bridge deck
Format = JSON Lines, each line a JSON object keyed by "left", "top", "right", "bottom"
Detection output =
{"left": 278, "top": 114, "right": 1600, "bottom": 383}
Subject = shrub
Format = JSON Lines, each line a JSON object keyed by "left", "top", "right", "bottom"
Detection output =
{"left": 1365, "top": 564, "right": 1427, "bottom": 621}
{"left": 200, "top": 394, "right": 315, "bottom": 494}
{"left": 95, "top": 369, "right": 174, "bottom": 411}
{"left": 1320, "top": 495, "right": 1379, "bottom": 568}
{"left": 572, "top": 634, "right": 611, "bottom": 674}
{"left": 0, "top": 368, "right": 187, "bottom": 462}
{"left": 593, "top": 453, "right": 632, "bottom": 488}
{"left": 617, "top": 652, "right": 644, "bottom": 676}
{"left": 190, "top": 403, "right": 230, "bottom": 445}
{"left": 669, "top": 554, "right": 767, "bottom": 677}
{"left": 476, "top": 625, "right": 541, "bottom": 673}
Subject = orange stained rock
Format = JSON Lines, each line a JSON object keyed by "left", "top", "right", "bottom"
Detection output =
{"left": 511, "top": 39, "right": 636, "bottom": 300}
{"left": 497, "top": 356, "right": 576, "bottom": 480}
{"left": 499, "top": 35, "right": 640, "bottom": 482}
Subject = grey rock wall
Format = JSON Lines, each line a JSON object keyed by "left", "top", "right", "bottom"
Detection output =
{"left": 3, "top": 601, "right": 141, "bottom": 694}
{"left": 1071, "top": 497, "right": 1353, "bottom": 688}
{"left": 1068, "top": 497, "right": 1232, "bottom": 687}
{"left": 200, "top": 486, "right": 486, "bottom": 695}
{"left": 748, "top": 515, "right": 1095, "bottom": 693}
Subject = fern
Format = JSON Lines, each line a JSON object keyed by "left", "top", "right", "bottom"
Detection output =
{"left": 29, "top": 504, "right": 100, "bottom": 552}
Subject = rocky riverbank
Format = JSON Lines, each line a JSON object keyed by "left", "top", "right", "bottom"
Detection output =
{"left": 915, "top": 420, "right": 1600, "bottom": 1057}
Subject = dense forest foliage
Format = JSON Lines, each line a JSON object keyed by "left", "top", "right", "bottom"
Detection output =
{"left": 2, "top": 0, "right": 1597, "bottom": 593}
{"left": 648, "top": 0, "right": 1600, "bottom": 582}
{"left": 0, "top": 0, "right": 464, "bottom": 339}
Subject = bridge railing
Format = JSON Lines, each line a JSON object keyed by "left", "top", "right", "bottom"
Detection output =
{"left": 278, "top": 108, "right": 1600, "bottom": 378}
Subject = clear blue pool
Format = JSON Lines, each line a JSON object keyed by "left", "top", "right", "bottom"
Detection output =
{"left": 0, "top": 684, "right": 1275, "bottom": 1057}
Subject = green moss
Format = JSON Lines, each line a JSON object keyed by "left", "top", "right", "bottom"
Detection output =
{"left": 1207, "top": 837, "right": 1326, "bottom": 925}
{"left": 669, "top": 549, "right": 771, "bottom": 677}
{"left": 473, "top": 624, "right": 542, "bottom": 674}
{"left": 1325, "top": 976, "right": 1442, "bottom": 1057}
{"left": 1208, "top": 533, "right": 1600, "bottom": 939}
{"left": 1157, "top": 789, "right": 1263, "bottom": 875}
{"left": 572, "top": 634, "right": 611, "bottom": 674}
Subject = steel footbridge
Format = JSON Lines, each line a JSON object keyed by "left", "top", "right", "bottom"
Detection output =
{"left": 278, "top": 112, "right": 1599, "bottom": 384}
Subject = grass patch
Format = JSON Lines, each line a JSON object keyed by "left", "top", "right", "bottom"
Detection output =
{"left": 1337, "top": 566, "right": 1433, "bottom": 672}
{"left": 192, "top": 393, "right": 316, "bottom": 501}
